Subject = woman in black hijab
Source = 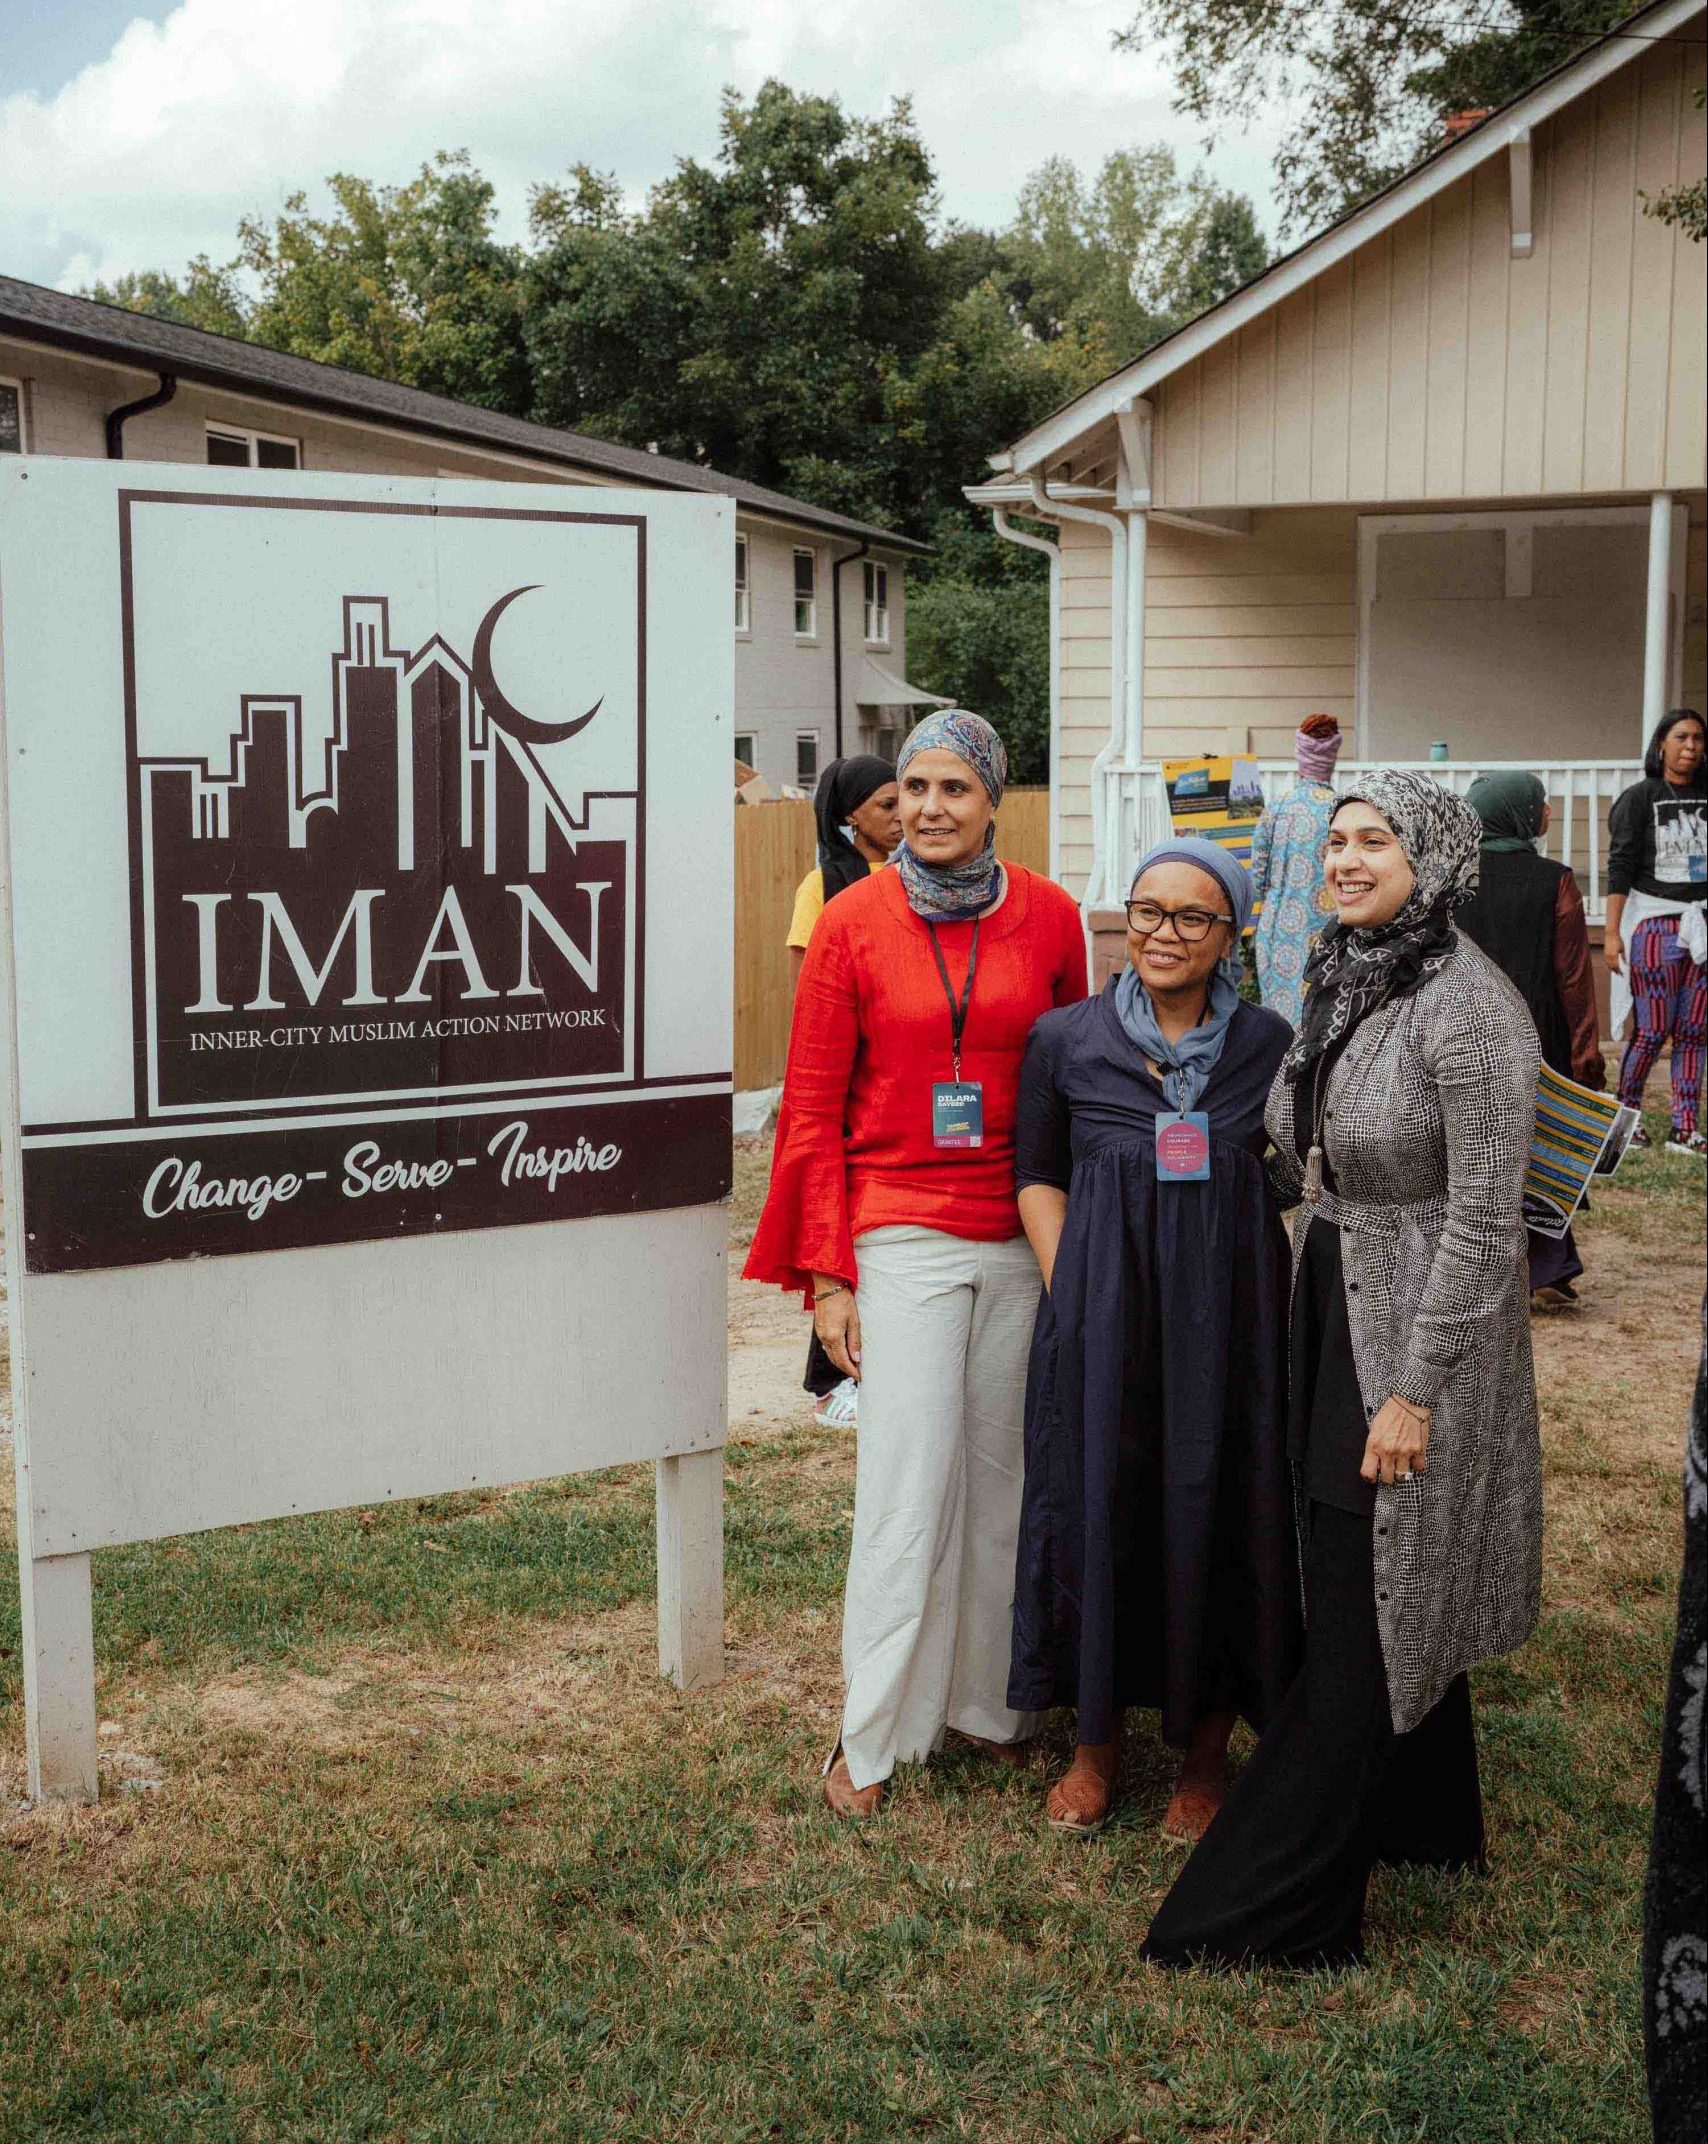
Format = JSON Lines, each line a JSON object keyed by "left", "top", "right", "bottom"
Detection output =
{"left": 782, "top": 755, "right": 900, "bottom": 1414}
{"left": 786, "top": 755, "right": 901, "bottom": 984}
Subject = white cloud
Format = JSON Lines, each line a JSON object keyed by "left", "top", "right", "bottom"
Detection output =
{"left": 2, "top": 0, "right": 1288, "bottom": 292}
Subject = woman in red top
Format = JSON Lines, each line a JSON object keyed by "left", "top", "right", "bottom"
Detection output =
{"left": 745, "top": 709, "right": 1087, "bottom": 1817}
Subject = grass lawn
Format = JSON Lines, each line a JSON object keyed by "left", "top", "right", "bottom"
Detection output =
{"left": 0, "top": 1112, "right": 1701, "bottom": 2143}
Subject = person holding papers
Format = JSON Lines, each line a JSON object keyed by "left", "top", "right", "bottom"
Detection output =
{"left": 1457, "top": 769, "right": 1605, "bottom": 1309}
{"left": 1145, "top": 773, "right": 1541, "bottom": 1972}
{"left": 1009, "top": 837, "right": 1297, "bottom": 1842}
{"left": 745, "top": 710, "right": 1087, "bottom": 1819}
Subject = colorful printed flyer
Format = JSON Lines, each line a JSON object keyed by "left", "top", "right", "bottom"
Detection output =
{"left": 1522, "top": 1063, "right": 1639, "bottom": 1239}
{"left": 1161, "top": 753, "right": 1267, "bottom": 868}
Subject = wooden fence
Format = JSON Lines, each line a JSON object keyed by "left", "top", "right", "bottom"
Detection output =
{"left": 734, "top": 787, "right": 1051, "bottom": 1092}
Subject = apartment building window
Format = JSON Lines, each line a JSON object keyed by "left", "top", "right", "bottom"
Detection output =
{"left": 863, "top": 560, "right": 890, "bottom": 643}
{"left": 795, "top": 730, "right": 820, "bottom": 788}
{"left": 734, "top": 732, "right": 758, "bottom": 770}
{"left": 734, "top": 533, "right": 751, "bottom": 633}
{"left": 0, "top": 379, "right": 25, "bottom": 454}
{"left": 793, "top": 548, "right": 817, "bottom": 638}
{"left": 206, "top": 425, "right": 301, "bottom": 469}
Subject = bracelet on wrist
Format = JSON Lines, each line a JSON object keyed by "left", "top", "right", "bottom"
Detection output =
{"left": 813, "top": 1282, "right": 851, "bottom": 1305}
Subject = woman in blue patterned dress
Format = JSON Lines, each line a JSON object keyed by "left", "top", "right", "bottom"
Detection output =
{"left": 1249, "top": 714, "right": 1344, "bottom": 1024}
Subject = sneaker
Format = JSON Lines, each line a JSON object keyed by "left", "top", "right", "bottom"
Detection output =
{"left": 1531, "top": 1284, "right": 1580, "bottom": 1314}
{"left": 814, "top": 1377, "right": 859, "bottom": 1427}
{"left": 1627, "top": 1123, "right": 1653, "bottom": 1150}
{"left": 1666, "top": 1131, "right": 1706, "bottom": 1158}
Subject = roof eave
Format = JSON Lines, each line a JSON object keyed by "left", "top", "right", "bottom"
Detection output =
{"left": 0, "top": 304, "right": 931, "bottom": 557}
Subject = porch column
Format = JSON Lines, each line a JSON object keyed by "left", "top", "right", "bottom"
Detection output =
{"left": 1643, "top": 490, "right": 1674, "bottom": 748}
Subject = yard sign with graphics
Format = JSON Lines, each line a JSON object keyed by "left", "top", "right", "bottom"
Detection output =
{"left": 0, "top": 462, "right": 733, "bottom": 1799}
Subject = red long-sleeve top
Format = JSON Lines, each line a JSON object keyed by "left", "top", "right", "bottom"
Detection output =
{"left": 744, "top": 862, "right": 1089, "bottom": 1300}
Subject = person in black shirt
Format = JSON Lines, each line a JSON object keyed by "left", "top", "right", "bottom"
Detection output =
{"left": 1606, "top": 710, "right": 1706, "bottom": 1156}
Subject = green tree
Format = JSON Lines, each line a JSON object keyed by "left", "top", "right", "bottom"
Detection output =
{"left": 85, "top": 256, "right": 251, "bottom": 340}
{"left": 1115, "top": 1, "right": 1643, "bottom": 233}
{"left": 85, "top": 86, "right": 1271, "bottom": 776}
{"left": 905, "top": 521, "right": 1055, "bottom": 783}
{"left": 1004, "top": 146, "right": 1267, "bottom": 365}
{"left": 235, "top": 152, "right": 530, "bottom": 409}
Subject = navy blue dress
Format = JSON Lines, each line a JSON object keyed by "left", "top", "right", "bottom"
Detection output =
{"left": 1010, "top": 984, "right": 1300, "bottom": 1749}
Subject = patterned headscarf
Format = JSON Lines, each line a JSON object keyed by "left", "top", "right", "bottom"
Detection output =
{"left": 893, "top": 710, "right": 1009, "bottom": 920}
{"left": 1282, "top": 769, "right": 1482, "bottom": 1082}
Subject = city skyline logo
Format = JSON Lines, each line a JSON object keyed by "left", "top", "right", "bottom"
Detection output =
{"left": 133, "top": 590, "right": 638, "bottom": 1119}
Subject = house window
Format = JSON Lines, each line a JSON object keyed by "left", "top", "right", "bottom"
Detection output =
{"left": 734, "top": 732, "right": 758, "bottom": 770}
{"left": 795, "top": 730, "right": 820, "bottom": 788}
{"left": 0, "top": 379, "right": 25, "bottom": 454}
{"left": 863, "top": 561, "right": 890, "bottom": 643}
{"left": 793, "top": 548, "right": 817, "bottom": 638}
{"left": 206, "top": 425, "right": 301, "bottom": 469}
{"left": 734, "top": 534, "right": 751, "bottom": 633}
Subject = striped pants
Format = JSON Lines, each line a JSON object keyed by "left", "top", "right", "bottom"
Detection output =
{"left": 1618, "top": 915, "right": 1707, "bottom": 1135}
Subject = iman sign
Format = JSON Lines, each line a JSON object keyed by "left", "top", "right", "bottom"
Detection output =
{"left": 4, "top": 474, "right": 732, "bottom": 1271}
{"left": 0, "top": 465, "right": 734, "bottom": 1798}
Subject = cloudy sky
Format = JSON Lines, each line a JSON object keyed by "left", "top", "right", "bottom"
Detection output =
{"left": 0, "top": 0, "right": 1290, "bottom": 293}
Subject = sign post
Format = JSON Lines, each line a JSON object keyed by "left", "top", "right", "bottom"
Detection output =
{"left": 0, "top": 462, "right": 735, "bottom": 1799}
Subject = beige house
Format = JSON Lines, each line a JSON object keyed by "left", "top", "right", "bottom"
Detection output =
{"left": 0, "top": 275, "right": 937, "bottom": 792}
{"left": 971, "top": 0, "right": 1707, "bottom": 959}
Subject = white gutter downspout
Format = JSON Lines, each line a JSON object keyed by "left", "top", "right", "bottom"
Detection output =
{"left": 1111, "top": 397, "right": 1152, "bottom": 777}
{"left": 1028, "top": 472, "right": 1126, "bottom": 914}
{"left": 1643, "top": 491, "right": 1674, "bottom": 751}
{"left": 991, "top": 505, "right": 1062, "bottom": 880}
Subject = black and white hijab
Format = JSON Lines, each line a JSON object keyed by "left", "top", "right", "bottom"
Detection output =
{"left": 1282, "top": 769, "right": 1483, "bottom": 1083}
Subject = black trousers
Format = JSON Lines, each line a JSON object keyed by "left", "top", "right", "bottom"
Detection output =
{"left": 1142, "top": 1502, "right": 1485, "bottom": 1971}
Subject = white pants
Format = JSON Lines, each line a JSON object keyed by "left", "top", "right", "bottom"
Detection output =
{"left": 839, "top": 1225, "right": 1043, "bottom": 1790}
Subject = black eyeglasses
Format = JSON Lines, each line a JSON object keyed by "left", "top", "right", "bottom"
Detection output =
{"left": 1125, "top": 899, "right": 1235, "bottom": 943}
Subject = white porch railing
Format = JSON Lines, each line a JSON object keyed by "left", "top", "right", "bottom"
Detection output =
{"left": 1094, "top": 759, "right": 1641, "bottom": 926}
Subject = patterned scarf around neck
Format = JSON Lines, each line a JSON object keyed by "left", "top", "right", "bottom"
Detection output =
{"left": 1282, "top": 769, "right": 1483, "bottom": 1084}
{"left": 893, "top": 708, "right": 1008, "bottom": 921}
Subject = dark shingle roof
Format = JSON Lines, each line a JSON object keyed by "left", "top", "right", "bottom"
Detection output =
{"left": 0, "top": 274, "right": 929, "bottom": 556}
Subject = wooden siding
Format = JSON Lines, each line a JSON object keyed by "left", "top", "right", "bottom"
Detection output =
{"left": 1056, "top": 511, "right": 1360, "bottom": 892}
{"left": 1150, "top": 31, "right": 1706, "bottom": 509}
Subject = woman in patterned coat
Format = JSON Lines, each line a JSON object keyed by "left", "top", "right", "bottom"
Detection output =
{"left": 1144, "top": 771, "right": 1543, "bottom": 1972}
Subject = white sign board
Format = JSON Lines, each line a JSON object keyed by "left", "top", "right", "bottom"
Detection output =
{"left": 0, "top": 461, "right": 734, "bottom": 1798}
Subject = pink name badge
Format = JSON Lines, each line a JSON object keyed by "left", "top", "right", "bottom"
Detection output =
{"left": 1155, "top": 1111, "right": 1212, "bottom": 1182}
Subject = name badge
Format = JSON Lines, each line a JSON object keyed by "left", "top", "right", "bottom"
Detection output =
{"left": 932, "top": 1082, "right": 985, "bottom": 1149}
{"left": 1155, "top": 1111, "right": 1211, "bottom": 1182}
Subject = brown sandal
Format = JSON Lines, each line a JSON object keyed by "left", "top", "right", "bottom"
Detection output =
{"left": 822, "top": 1744, "right": 885, "bottom": 1820}
{"left": 1162, "top": 1751, "right": 1226, "bottom": 1843}
{"left": 1046, "top": 1740, "right": 1120, "bottom": 1834}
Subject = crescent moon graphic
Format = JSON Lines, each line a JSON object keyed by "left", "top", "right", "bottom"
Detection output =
{"left": 470, "top": 585, "right": 603, "bottom": 746}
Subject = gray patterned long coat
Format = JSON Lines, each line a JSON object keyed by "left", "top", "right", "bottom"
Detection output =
{"left": 1265, "top": 931, "right": 1543, "bottom": 1734}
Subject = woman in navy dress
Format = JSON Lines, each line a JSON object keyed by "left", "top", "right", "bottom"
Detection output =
{"left": 1011, "top": 837, "right": 1299, "bottom": 1838}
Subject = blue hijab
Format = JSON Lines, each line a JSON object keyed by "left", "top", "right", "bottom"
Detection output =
{"left": 1113, "top": 837, "right": 1255, "bottom": 1113}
